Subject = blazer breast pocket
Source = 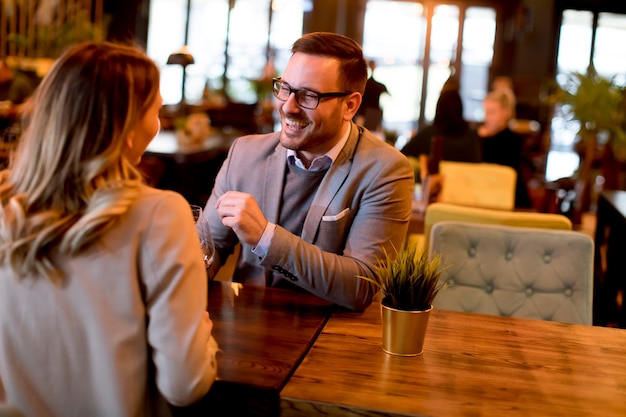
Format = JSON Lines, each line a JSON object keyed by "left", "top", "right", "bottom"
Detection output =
{"left": 318, "top": 208, "right": 352, "bottom": 253}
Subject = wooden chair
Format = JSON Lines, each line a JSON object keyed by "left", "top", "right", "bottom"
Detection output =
{"left": 429, "top": 221, "right": 594, "bottom": 325}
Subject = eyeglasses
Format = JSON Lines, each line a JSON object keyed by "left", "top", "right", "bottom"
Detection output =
{"left": 272, "top": 78, "right": 352, "bottom": 110}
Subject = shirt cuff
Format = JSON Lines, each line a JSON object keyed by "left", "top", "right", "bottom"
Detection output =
{"left": 252, "top": 222, "right": 276, "bottom": 259}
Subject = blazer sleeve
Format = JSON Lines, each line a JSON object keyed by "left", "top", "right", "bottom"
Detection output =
{"left": 140, "top": 192, "right": 218, "bottom": 406}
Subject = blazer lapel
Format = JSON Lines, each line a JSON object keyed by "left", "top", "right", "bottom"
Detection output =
{"left": 301, "top": 123, "right": 360, "bottom": 242}
{"left": 262, "top": 143, "right": 287, "bottom": 224}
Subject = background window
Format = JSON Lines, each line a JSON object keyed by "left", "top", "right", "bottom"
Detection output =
{"left": 361, "top": 0, "right": 495, "bottom": 144}
{"left": 147, "top": 0, "right": 304, "bottom": 106}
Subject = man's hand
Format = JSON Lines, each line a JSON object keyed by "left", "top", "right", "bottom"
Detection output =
{"left": 215, "top": 191, "right": 268, "bottom": 246}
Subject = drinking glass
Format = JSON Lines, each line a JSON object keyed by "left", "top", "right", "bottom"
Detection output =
{"left": 190, "top": 204, "right": 216, "bottom": 268}
{"left": 190, "top": 205, "right": 203, "bottom": 223}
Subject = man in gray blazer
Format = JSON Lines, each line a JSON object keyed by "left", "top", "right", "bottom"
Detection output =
{"left": 203, "top": 32, "right": 414, "bottom": 311}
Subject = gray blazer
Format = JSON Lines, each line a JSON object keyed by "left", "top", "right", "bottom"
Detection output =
{"left": 0, "top": 187, "right": 217, "bottom": 416}
{"left": 206, "top": 122, "right": 414, "bottom": 310}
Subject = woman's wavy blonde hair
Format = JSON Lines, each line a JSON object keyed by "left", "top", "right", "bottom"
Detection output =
{"left": 0, "top": 41, "right": 160, "bottom": 282}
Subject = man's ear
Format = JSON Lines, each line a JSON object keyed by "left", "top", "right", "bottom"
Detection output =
{"left": 343, "top": 92, "right": 362, "bottom": 121}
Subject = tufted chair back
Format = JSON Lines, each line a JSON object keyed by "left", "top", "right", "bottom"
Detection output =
{"left": 429, "top": 221, "right": 594, "bottom": 325}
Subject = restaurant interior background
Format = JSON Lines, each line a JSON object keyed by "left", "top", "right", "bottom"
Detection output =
{"left": 2, "top": 0, "right": 626, "bottom": 223}
{"left": 156, "top": 0, "right": 626, "bottom": 231}
{"left": 3, "top": 0, "right": 626, "bottom": 328}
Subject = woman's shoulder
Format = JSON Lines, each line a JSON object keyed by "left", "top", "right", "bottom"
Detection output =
{"left": 134, "top": 185, "right": 190, "bottom": 212}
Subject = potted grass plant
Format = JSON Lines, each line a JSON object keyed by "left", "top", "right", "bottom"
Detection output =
{"left": 359, "top": 242, "right": 446, "bottom": 356}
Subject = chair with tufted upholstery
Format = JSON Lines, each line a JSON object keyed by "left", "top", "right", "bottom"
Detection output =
{"left": 416, "top": 202, "right": 573, "bottom": 254}
{"left": 428, "top": 221, "right": 594, "bottom": 325}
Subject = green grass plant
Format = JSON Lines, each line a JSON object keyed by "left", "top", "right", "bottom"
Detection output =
{"left": 359, "top": 243, "right": 446, "bottom": 311}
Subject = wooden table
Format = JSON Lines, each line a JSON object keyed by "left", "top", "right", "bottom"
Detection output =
{"left": 171, "top": 281, "right": 335, "bottom": 417}
{"left": 281, "top": 302, "right": 626, "bottom": 416}
{"left": 594, "top": 190, "right": 626, "bottom": 327}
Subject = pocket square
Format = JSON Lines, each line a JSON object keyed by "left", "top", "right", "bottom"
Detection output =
{"left": 322, "top": 207, "right": 350, "bottom": 221}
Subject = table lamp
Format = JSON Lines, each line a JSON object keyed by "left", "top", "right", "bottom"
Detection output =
{"left": 167, "top": 45, "right": 195, "bottom": 111}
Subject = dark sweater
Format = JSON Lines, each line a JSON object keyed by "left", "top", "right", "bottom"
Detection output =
{"left": 401, "top": 124, "right": 482, "bottom": 163}
{"left": 481, "top": 127, "right": 532, "bottom": 208}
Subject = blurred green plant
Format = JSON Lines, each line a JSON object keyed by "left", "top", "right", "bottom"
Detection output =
{"left": 7, "top": 10, "right": 109, "bottom": 58}
{"left": 551, "top": 66, "right": 626, "bottom": 215}
{"left": 555, "top": 66, "right": 626, "bottom": 150}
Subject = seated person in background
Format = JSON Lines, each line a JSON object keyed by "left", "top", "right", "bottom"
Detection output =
{"left": 478, "top": 88, "right": 532, "bottom": 208}
{"left": 0, "top": 59, "right": 35, "bottom": 128}
{"left": 354, "top": 59, "right": 389, "bottom": 133}
{"left": 0, "top": 59, "right": 35, "bottom": 104}
{"left": 401, "top": 87, "right": 482, "bottom": 182}
{"left": 491, "top": 75, "right": 516, "bottom": 102}
{"left": 0, "top": 42, "right": 218, "bottom": 416}
{"left": 201, "top": 32, "right": 414, "bottom": 311}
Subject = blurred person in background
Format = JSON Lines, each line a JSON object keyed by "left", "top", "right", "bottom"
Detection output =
{"left": 354, "top": 59, "right": 389, "bottom": 133}
{"left": 0, "top": 59, "right": 35, "bottom": 107}
{"left": 0, "top": 59, "right": 35, "bottom": 131}
{"left": 478, "top": 87, "right": 532, "bottom": 208}
{"left": 401, "top": 86, "right": 482, "bottom": 182}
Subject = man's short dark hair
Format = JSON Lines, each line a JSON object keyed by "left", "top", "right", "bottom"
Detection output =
{"left": 291, "top": 32, "right": 368, "bottom": 95}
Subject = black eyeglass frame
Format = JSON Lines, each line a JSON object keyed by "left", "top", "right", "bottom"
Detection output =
{"left": 272, "top": 77, "right": 352, "bottom": 110}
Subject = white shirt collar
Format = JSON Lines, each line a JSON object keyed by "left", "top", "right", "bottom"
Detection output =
{"left": 287, "top": 123, "right": 351, "bottom": 171}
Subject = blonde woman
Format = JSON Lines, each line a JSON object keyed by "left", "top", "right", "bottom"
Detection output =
{"left": 478, "top": 87, "right": 516, "bottom": 138}
{"left": 478, "top": 87, "right": 531, "bottom": 208}
{"left": 0, "top": 42, "right": 217, "bottom": 416}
